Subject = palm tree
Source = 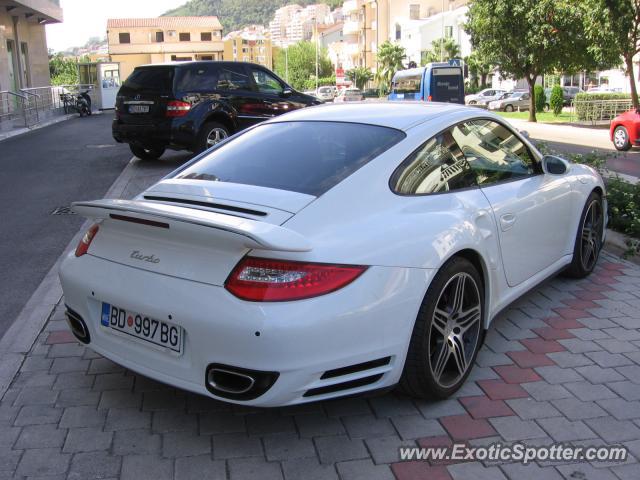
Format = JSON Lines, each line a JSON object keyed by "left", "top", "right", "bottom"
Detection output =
{"left": 346, "top": 67, "right": 374, "bottom": 90}
{"left": 375, "top": 41, "right": 406, "bottom": 95}
{"left": 420, "top": 38, "right": 461, "bottom": 65}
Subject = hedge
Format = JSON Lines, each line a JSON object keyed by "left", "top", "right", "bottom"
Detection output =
{"left": 573, "top": 93, "right": 633, "bottom": 121}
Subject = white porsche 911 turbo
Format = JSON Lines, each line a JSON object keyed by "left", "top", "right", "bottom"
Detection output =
{"left": 59, "top": 103, "right": 606, "bottom": 406}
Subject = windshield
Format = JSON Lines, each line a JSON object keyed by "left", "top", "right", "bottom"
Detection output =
{"left": 174, "top": 121, "right": 406, "bottom": 196}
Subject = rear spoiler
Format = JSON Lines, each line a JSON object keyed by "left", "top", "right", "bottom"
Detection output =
{"left": 72, "top": 199, "right": 312, "bottom": 252}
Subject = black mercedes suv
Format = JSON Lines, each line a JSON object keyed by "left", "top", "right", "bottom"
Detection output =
{"left": 112, "top": 61, "right": 322, "bottom": 160}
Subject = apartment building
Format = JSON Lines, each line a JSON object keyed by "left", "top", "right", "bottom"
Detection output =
{"left": 0, "top": 0, "right": 63, "bottom": 91}
{"left": 268, "top": 3, "right": 331, "bottom": 47}
{"left": 107, "top": 17, "right": 223, "bottom": 80}
{"left": 333, "top": 0, "right": 468, "bottom": 72}
{"left": 223, "top": 25, "right": 273, "bottom": 69}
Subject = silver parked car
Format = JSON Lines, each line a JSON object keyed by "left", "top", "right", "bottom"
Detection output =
{"left": 465, "top": 88, "right": 507, "bottom": 105}
{"left": 316, "top": 86, "right": 336, "bottom": 101}
{"left": 488, "top": 91, "right": 531, "bottom": 112}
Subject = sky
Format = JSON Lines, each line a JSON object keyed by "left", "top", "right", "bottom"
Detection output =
{"left": 46, "top": 0, "right": 188, "bottom": 52}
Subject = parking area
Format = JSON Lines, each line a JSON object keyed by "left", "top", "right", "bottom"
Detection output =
{"left": 0, "top": 154, "right": 639, "bottom": 480}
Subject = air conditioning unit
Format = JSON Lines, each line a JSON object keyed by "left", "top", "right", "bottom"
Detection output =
{"left": 168, "top": 30, "right": 177, "bottom": 37}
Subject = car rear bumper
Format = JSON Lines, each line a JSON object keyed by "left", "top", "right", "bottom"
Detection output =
{"left": 112, "top": 120, "right": 195, "bottom": 150}
{"left": 59, "top": 253, "right": 434, "bottom": 406}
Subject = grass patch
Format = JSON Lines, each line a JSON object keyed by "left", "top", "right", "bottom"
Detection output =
{"left": 495, "top": 111, "right": 573, "bottom": 123}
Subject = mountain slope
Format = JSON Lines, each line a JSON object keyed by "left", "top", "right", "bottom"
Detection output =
{"left": 163, "top": 0, "right": 341, "bottom": 33}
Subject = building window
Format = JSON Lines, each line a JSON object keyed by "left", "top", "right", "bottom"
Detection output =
{"left": 155, "top": 31, "right": 164, "bottom": 42}
{"left": 200, "top": 55, "right": 213, "bottom": 60}
{"left": 201, "top": 32, "right": 212, "bottom": 41}
{"left": 445, "top": 26, "right": 453, "bottom": 38}
{"left": 395, "top": 24, "right": 401, "bottom": 40}
{"left": 171, "top": 55, "right": 192, "bottom": 61}
{"left": 179, "top": 32, "right": 191, "bottom": 42}
{"left": 409, "top": 4, "right": 420, "bottom": 20}
{"left": 119, "top": 32, "right": 130, "bottom": 44}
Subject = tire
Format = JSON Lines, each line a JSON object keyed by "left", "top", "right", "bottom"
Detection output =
{"left": 504, "top": 104, "right": 514, "bottom": 112}
{"left": 399, "top": 256, "right": 484, "bottom": 399}
{"left": 613, "top": 126, "right": 632, "bottom": 151}
{"left": 468, "top": 100, "right": 477, "bottom": 105}
{"left": 564, "top": 192, "right": 605, "bottom": 278}
{"left": 130, "top": 144, "right": 166, "bottom": 161}
{"left": 197, "top": 121, "right": 230, "bottom": 153}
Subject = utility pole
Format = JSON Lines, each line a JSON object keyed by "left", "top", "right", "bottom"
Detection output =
{"left": 441, "top": 0, "right": 445, "bottom": 62}
{"left": 315, "top": 15, "right": 319, "bottom": 91}
{"left": 285, "top": 47, "right": 289, "bottom": 83}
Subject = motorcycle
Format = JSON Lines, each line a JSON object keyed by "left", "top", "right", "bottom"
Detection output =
{"left": 60, "top": 89, "right": 92, "bottom": 117}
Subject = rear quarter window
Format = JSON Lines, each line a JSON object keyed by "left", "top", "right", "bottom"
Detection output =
{"left": 174, "top": 122, "right": 406, "bottom": 196}
{"left": 123, "top": 67, "right": 175, "bottom": 92}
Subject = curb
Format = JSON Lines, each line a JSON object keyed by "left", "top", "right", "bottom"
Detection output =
{"left": 604, "top": 228, "right": 640, "bottom": 266}
{"left": 0, "top": 155, "right": 138, "bottom": 400}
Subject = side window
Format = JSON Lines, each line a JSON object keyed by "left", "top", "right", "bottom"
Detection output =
{"left": 450, "top": 119, "right": 539, "bottom": 187}
{"left": 521, "top": 93, "right": 530, "bottom": 100}
{"left": 484, "top": 90, "right": 494, "bottom": 96}
{"left": 176, "top": 65, "right": 218, "bottom": 92}
{"left": 216, "top": 65, "right": 252, "bottom": 91}
{"left": 251, "top": 68, "right": 284, "bottom": 94}
{"left": 390, "top": 128, "right": 478, "bottom": 195}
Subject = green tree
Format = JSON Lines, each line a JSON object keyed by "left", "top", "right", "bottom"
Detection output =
{"left": 376, "top": 41, "right": 406, "bottom": 95}
{"left": 346, "top": 67, "right": 373, "bottom": 90}
{"left": 48, "top": 53, "right": 78, "bottom": 86}
{"left": 420, "top": 38, "right": 461, "bottom": 65}
{"left": 534, "top": 85, "right": 546, "bottom": 112}
{"left": 466, "top": 0, "right": 613, "bottom": 122}
{"left": 550, "top": 85, "right": 564, "bottom": 116}
{"left": 466, "top": 50, "right": 493, "bottom": 89}
{"left": 583, "top": 0, "right": 640, "bottom": 110}
{"left": 273, "top": 41, "right": 333, "bottom": 91}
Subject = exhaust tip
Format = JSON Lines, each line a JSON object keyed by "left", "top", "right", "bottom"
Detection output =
{"left": 205, "top": 364, "right": 279, "bottom": 400}
{"left": 64, "top": 307, "right": 91, "bottom": 344}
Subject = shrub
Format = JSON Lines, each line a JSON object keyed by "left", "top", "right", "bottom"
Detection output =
{"left": 607, "top": 176, "right": 640, "bottom": 239}
{"left": 550, "top": 86, "right": 564, "bottom": 116}
{"left": 534, "top": 85, "right": 546, "bottom": 112}
{"left": 573, "top": 93, "right": 633, "bottom": 121}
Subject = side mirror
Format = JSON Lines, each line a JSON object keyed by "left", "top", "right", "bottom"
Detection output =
{"left": 542, "top": 155, "right": 569, "bottom": 175}
{"left": 518, "top": 130, "right": 530, "bottom": 139}
{"left": 282, "top": 88, "right": 293, "bottom": 97}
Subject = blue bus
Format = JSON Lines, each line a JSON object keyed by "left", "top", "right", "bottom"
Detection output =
{"left": 388, "top": 61, "right": 464, "bottom": 104}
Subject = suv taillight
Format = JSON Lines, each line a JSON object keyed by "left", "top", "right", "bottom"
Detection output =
{"left": 165, "top": 100, "right": 191, "bottom": 117}
{"left": 75, "top": 224, "right": 100, "bottom": 257}
{"left": 225, "top": 257, "right": 367, "bottom": 302}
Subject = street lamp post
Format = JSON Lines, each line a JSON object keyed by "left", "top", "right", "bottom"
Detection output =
{"left": 315, "top": 16, "right": 319, "bottom": 91}
{"left": 441, "top": 0, "right": 445, "bottom": 62}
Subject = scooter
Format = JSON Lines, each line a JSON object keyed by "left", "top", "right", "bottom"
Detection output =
{"left": 60, "top": 90, "right": 92, "bottom": 117}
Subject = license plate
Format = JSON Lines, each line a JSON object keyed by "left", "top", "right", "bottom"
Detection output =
{"left": 101, "top": 303, "right": 182, "bottom": 353}
{"left": 129, "top": 105, "right": 149, "bottom": 114}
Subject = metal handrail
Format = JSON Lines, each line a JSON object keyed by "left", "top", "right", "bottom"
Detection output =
{"left": 571, "top": 98, "right": 633, "bottom": 124}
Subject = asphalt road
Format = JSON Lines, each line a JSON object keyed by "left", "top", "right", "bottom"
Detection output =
{"left": 0, "top": 114, "right": 132, "bottom": 336}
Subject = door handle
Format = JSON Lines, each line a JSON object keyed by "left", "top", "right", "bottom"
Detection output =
{"left": 499, "top": 213, "right": 517, "bottom": 231}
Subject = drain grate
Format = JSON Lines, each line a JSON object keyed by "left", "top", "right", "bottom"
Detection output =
{"left": 51, "top": 206, "right": 76, "bottom": 216}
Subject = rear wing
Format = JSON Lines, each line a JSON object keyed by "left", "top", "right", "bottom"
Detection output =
{"left": 72, "top": 199, "right": 312, "bottom": 252}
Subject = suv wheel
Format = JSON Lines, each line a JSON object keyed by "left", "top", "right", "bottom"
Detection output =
{"left": 198, "top": 122, "right": 229, "bottom": 153}
{"left": 130, "top": 144, "right": 165, "bottom": 161}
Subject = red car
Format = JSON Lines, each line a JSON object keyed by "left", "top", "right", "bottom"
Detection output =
{"left": 611, "top": 110, "right": 640, "bottom": 151}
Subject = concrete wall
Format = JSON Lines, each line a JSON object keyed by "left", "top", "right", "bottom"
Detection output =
{"left": 0, "top": 11, "right": 51, "bottom": 90}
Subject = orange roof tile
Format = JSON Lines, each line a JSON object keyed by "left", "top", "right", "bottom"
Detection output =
{"left": 107, "top": 17, "right": 222, "bottom": 30}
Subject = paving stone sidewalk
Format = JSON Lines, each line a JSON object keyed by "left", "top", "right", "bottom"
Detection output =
{"left": 1, "top": 254, "right": 639, "bottom": 480}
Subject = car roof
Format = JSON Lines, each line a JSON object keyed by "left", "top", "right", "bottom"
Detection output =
{"left": 267, "top": 102, "right": 470, "bottom": 131}
{"left": 135, "top": 60, "right": 267, "bottom": 69}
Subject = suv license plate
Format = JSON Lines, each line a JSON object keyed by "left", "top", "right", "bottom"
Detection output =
{"left": 129, "top": 105, "right": 150, "bottom": 114}
{"left": 101, "top": 303, "right": 182, "bottom": 353}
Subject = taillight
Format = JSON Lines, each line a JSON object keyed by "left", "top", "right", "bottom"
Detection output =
{"left": 165, "top": 100, "right": 191, "bottom": 117}
{"left": 225, "top": 257, "right": 367, "bottom": 302}
{"left": 75, "top": 224, "right": 100, "bottom": 257}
